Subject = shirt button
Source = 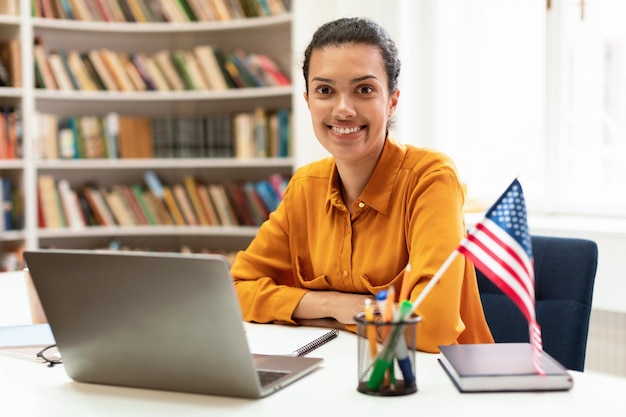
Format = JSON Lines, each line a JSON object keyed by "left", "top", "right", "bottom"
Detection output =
{"left": 343, "top": 270, "right": 348, "bottom": 277}
{"left": 358, "top": 202, "right": 365, "bottom": 208}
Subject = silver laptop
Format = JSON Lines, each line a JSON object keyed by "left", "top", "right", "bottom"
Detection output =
{"left": 23, "top": 249, "right": 323, "bottom": 398}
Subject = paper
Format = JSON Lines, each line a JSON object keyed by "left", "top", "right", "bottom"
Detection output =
{"left": 244, "top": 323, "right": 338, "bottom": 356}
{"left": 0, "top": 323, "right": 55, "bottom": 348}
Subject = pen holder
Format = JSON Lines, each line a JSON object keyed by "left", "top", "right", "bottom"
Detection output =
{"left": 355, "top": 312, "right": 421, "bottom": 396}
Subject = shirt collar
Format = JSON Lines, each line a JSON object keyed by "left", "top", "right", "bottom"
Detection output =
{"left": 325, "top": 136, "right": 406, "bottom": 214}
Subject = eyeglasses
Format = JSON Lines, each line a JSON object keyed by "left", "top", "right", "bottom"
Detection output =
{"left": 36, "top": 344, "right": 62, "bottom": 368}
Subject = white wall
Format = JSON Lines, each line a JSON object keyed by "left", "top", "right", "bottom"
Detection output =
{"left": 291, "top": 0, "right": 625, "bottom": 314}
{"left": 291, "top": 0, "right": 418, "bottom": 167}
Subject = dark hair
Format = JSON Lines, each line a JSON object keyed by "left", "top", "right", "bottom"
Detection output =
{"left": 302, "top": 17, "right": 401, "bottom": 95}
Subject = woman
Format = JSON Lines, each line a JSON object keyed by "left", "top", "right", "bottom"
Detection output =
{"left": 231, "top": 17, "right": 493, "bottom": 352}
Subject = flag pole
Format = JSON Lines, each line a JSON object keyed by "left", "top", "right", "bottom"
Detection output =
{"left": 410, "top": 250, "right": 460, "bottom": 313}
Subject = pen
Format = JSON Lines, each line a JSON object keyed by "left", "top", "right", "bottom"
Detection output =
{"left": 375, "top": 290, "right": 387, "bottom": 320}
{"left": 392, "top": 301, "right": 415, "bottom": 385}
{"left": 364, "top": 298, "right": 378, "bottom": 358}
{"left": 384, "top": 285, "right": 395, "bottom": 322}
{"left": 398, "top": 263, "right": 411, "bottom": 302}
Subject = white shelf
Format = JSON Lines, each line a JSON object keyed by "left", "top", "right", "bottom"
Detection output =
{"left": 35, "top": 157, "right": 294, "bottom": 170}
{"left": 32, "top": 14, "right": 291, "bottom": 33}
{"left": 1, "top": 7, "right": 294, "bottom": 256}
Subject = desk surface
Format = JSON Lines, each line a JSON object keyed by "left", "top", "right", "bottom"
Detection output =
{"left": 1, "top": 323, "right": 625, "bottom": 417}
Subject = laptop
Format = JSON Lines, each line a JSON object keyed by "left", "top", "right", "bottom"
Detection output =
{"left": 22, "top": 249, "right": 323, "bottom": 398}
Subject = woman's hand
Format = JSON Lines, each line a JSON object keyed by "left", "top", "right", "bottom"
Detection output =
{"left": 293, "top": 291, "right": 373, "bottom": 325}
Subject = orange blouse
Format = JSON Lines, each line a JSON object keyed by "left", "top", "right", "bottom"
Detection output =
{"left": 231, "top": 137, "right": 493, "bottom": 352}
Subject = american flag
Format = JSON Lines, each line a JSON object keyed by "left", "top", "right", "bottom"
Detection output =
{"left": 457, "top": 179, "right": 545, "bottom": 375}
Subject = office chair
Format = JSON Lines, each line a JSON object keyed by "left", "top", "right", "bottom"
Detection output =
{"left": 476, "top": 235, "right": 598, "bottom": 372}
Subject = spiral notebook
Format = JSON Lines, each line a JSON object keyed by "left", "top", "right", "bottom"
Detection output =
{"left": 245, "top": 323, "right": 339, "bottom": 356}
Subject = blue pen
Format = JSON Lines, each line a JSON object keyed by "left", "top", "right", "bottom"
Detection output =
{"left": 375, "top": 290, "right": 387, "bottom": 317}
{"left": 393, "top": 325, "right": 415, "bottom": 384}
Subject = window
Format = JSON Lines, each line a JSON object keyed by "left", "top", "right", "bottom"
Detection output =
{"left": 424, "top": 0, "right": 626, "bottom": 217}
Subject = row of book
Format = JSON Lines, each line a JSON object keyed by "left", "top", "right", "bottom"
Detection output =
{"left": 0, "top": 176, "right": 22, "bottom": 232}
{"left": 0, "top": 107, "right": 21, "bottom": 160}
{"left": 37, "top": 171, "right": 289, "bottom": 229}
{"left": 34, "top": 108, "right": 290, "bottom": 160}
{"left": 32, "top": 0, "right": 290, "bottom": 22}
{"left": 34, "top": 37, "right": 290, "bottom": 91}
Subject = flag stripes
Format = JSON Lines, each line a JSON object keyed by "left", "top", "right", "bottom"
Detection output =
{"left": 458, "top": 219, "right": 536, "bottom": 323}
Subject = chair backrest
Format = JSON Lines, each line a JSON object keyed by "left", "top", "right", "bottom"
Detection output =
{"left": 476, "top": 235, "right": 598, "bottom": 372}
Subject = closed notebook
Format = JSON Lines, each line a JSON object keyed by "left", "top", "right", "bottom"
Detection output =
{"left": 438, "top": 343, "right": 573, "bottom": 392}
{"left": 0, "top": 324, "right": 55, "bottom": 362}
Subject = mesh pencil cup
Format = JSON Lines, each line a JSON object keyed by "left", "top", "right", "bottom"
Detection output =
{"left": 355, "top": 312, "right": 421, "bottom": 396}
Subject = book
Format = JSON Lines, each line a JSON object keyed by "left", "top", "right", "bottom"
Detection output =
{"left": 102, "top": 186, "right": 135, "bottom": 226}
{"left": 57, "top": 179, "right": 86, "bottom": 230}
{"left": 186, "top": 0, "right": 218, "bottom": 21}
{"left": 0, "top": 177, "right": 12, "bottom": 231}
{"left": 195, "top": 183, "right": 220, "bottom": 225}
{"left": 143, "top": 171, "right": 183, "bottom": 225}
{"left": 0, "top": 323, "right": 54, "bottom": 348}
{"left": 172, "top": 183, "right": 198, "bottom": 225}
{"left": 130, "top": 184, "right": 157, "bottom": 225}
{"left": 0, "top": 39, "right": 21, "bottom": 87}
{"left": 67, "top": 50, "right": 99, "bottom": 91}
{"left": 170, "top": 50, "right": 193, "bottom": 90}
{"left": 120, "top": 54, "right": 147, "bottom": 91}
{"left": 118, "top": 184, "right": 150, "bottom": 225}
{"left": 162, "top": 185, "right": 186, "bottom": 226}
{"left": 33, "top": 42, "right": 58, "bottom": 89}
{"left": 100, "top": 48, "right": 135, "bottom": 91}
{"left": 58, "top": 49, "right": 81, "bottom": 90}
{"left": 0, "top": 50, "right": 12, "bottom": 87}
{"left": 37, "top": 175, "right": 65, "bottom": 228}
{"left": 80, "top": 52, "right": 107, "bottom": 90}
{"left": 87, "top": 49, "right": 119, "bottom": 91}
{"left": 82, "top": 184, "right": 116, "bottom": 226}
{"left": 0, "top": 324, "right": 55, "bottom": 362}
{"left": 208, "top": 183, "right": 237, "bottom": 226}
{"left": 117, "top": 116, "right": 154, "bottom": 158}
{"left": 79, "top": 115, "right": 106, "bottom": 158}
{"left": 244, "top": 324, "right": 339, "bottom": 357}
{"left": 129, "top": 53, "right": 157, "bottom": 91}
{"left": 193, "top": 45, "right": 229, "bottom": 90}
{"left": 208, "top": 0, "right": 233, "bottom": 21}
{"left": 154, "top": 50, "right": 185, "bottom": 91}
{"left": 138, "top": 53, "right": 171, "bottom": 91}
{"left": 438, "top": 343, "right": 574, "bottom": 393}
{"left": 183, "top": 176, "right": 209, "bottom": 225}
{"left": 47, "top": 52, "right": 74, "bottom": 91}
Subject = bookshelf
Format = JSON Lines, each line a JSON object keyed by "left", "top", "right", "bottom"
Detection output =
{"left": 0, "top": 0, "right": 294, "bottom": 269}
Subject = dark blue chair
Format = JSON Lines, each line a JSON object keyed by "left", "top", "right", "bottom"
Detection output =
{"left": 476, "top": 235, "right": 598, "bottom": 372}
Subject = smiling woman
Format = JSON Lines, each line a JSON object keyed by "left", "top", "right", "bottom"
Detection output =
{"left": 230, "top": 17, "right": 494, "bottom": 353}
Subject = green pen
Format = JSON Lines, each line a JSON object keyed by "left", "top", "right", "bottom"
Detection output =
{"left": 366, "top": 300, "right": 413, "bottom": 391}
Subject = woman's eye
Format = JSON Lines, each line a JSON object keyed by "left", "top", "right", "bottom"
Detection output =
{"left": 357, "top": 86, "right": 374, "bottom": 94}
{"left": 315, "top": 86, "right": 333, "bottom": 94}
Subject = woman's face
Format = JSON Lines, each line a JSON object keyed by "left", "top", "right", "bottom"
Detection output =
{"left": 304, "top": 43, "right": 399, "bottom": 164}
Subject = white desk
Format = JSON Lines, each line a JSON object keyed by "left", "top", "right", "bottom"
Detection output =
{"left": 1, "top": 324, "right": 625, "bottom": 417}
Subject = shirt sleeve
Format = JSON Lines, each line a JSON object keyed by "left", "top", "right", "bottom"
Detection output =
{"left": 403, "top": 166, "right": 477, "bottom": 352}
{"left": 230, "top": 186, "right": 308, "bottom": 324}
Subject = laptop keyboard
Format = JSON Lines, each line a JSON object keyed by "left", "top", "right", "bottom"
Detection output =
{"left": 258, "top": 370, "right": 290, "bottom": 386}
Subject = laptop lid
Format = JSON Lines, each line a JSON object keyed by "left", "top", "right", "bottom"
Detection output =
{"left": 23, "top": 249, "right": 323, "bottom": 398}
